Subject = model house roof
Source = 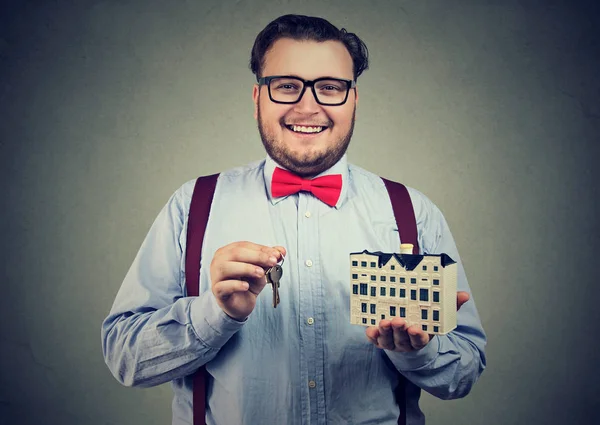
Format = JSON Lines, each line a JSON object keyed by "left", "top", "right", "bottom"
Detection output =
{"left": 350, "top": 250, "right": 456, "bottom": 271}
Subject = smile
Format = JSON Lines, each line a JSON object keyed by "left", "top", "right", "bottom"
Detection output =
{"left": 285, "top": 124, "right": 327, "bottom": 134}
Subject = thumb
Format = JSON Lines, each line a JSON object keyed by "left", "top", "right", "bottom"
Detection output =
{"left": 457, "top": 291, "right": 470, "bottom": 310}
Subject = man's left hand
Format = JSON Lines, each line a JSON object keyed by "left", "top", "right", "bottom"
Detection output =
{"left": 365, "top": 291, "right": 470, "bottom": 352}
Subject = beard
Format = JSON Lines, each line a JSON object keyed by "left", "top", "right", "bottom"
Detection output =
{"left": 257, "top": 102, "right": 356, "bottom": 178}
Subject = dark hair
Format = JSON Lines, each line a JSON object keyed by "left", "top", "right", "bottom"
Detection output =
{"left": 250, "top": 14, "right": 369, "bottom": 81}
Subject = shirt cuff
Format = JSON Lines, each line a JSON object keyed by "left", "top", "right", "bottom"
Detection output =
{"left": 189, "top": 292, "right": 246, "bottom": 349}
{"left": 384, "top": 335, "right": 440, "bottom": 371}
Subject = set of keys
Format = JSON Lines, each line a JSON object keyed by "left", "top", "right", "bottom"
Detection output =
{"left": 265, "top": 255, "right": 284, "bottom": 308}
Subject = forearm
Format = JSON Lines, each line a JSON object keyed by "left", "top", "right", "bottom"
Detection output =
{"left": 385, "top": 309, "right": 486, "bottom": 400}
{"left": 102, "top": 291, "right": 244, "bottom": 387}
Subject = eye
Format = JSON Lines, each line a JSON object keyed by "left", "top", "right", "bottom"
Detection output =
{"left": 277, "top": 83, "right": 300, "bottom": 90}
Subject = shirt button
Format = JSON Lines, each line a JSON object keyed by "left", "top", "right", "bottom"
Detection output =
{"left": 308, "top": 380, "right": 317, "bottom": 389}
{"left": 305, "top": 211, "right": 311, "bottom": 218}
{"left": 305, "top": 259, "right": 313, "bottom": 267}
{"left": 307, "top": 317, "right": 315, "bottom": 325}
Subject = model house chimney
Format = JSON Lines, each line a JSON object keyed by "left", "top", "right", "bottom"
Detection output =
{"left": 400, "top": 243, "right": 413, "bottom": 254}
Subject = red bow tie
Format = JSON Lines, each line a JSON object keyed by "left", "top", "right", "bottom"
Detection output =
{"left": 271, "top": 167, "right": 342, "bottom": 207}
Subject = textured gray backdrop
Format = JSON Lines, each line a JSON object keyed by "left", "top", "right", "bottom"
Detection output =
{"left": 1, "top": 1, "right": 598, "bottom": 424}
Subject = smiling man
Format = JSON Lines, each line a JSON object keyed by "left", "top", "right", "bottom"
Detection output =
{"left": 102, "top": 14, "right": 486, "bottom": 425}
{"left": 254, "top": 37, "right": 357, "bottom": 177}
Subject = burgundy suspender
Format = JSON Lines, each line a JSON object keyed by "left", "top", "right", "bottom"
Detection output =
{"left": 382, "top": 178, "right": 420, "bottom": 254}
{"left": 185, "top": 175, "right": 417, "bottom": 425}
{"left": 185, "top": 174, "right": 219, "bottom": 425}
{"left": 381, "top": 178, "right": 420, "bottom": 425}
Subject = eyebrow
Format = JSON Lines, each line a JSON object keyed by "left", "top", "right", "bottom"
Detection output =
{"left": 278, "top": 74, "right": 353, "bottom": 81}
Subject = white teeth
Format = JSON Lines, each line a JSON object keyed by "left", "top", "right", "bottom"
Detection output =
{"left": 291, "top": 125, "right": 323, "bottom": 133}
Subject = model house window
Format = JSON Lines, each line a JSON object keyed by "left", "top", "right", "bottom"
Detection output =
{"left": 390, "top": 277, "right": 396, "bottom": 283}
{"left": 353, "top": 284, "right": 358, "bottom": 295}
{"left": 361, "top": 303, "right": 367, "bottom": 313}
{"left": 370, "top": 262, "right": 376, "bottom": 267}
{"left": 391, "top": 265, "right": 395, "bottom": 270}
{"left": 380, "top": 276, "right": 386, "bottom": 282}
{"left": 370, "top": 287, "right": 376, "bottom": 297}
{"left": 352, "top": 260, "right": 358, "bottom": 266}
{"left": 400, "top": 277, "right": 406, "bottom": 283}
{"left": 390, "top": 306, "right": 396, "bottom": 316}
{"left": 410, "top": 289, "right": 417, "bottom": 300}
{"left": 361, "top": 261, "right": 367, "bottom": 267}
{"left": 390, "top": 288, "right": 396, "bottom": 297}
{"left": 370, "top": 275, "right": 376, "bottom": 281}
{"left": 433, "top": 291, "right": 440, "bottom": 303}
{"left": 352, "top": 274, "right": 358, "bottom": 279}
{"left": 400, "top": 307, "right": 406, "bottom": 317}
{"left": 380, "top": 287, "right": 386, "bottom": 296}
{"left": 423, "top": 265, "right": 427, "bottom": 271}
{"left": 433, "top": 325, "right": 439, "bottom": 333}
{"left": 433, "top": 310, "right": 439, "bottom": 321}
{"left": 371, "top": 319, "right": 376, "bottom": 325}
{"left": 434, "top": 266, "right": 438, "bottom": 272}
{"left": 370, "top": 304, "right": 376, "bottom": 314}
{"left": 421, "top": 309, "right": 428, "bottom": 320}
{"left": 410, "top": 278, "right": 416, "bottom": 284}
{"left": 422, "top": 324, "right": 428, "bottom": 331}
{"left": 360, "top": 283, "right": 368, "bottom": 295}
{"left": 433, "top": 279, "right": 440, "bottom": 285}
{"left": 381, "top": 314, "right": 385, "bottom": 320}
{"left": 362, "top": 318, "right": 367, "bottom": 324}
{"left": 420, "top": 289, "right": 429, "bottom": 302}
{"left": 400, "top": 288, "right": 406, "bottom": 298}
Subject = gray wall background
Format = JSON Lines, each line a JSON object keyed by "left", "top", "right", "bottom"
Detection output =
{"left": 1, "top": 0, "right": 598, "bottom": 424}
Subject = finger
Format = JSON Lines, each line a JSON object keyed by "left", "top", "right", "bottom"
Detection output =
{"left": 365, "top": 327, "right": 380, "bottom": 347}
{"left": 391, "top": 319, "right": 412, "bottom": 351}
{"left": 217, "top": 242, "right": 282, "bottom": 266}
{"left": 457, "top": 291, "right": 470, "bottom": 310}
{"left": 212, "top": 260, "right": 265, "bottom": 284}
{"left": 212, "top": 279, "right": 251, "bottom": 299}
{"left": 377, "top": 320, "right": 395, "bottom": 350}
{"left": 247, "top": 272, "right": 269, "bottom": 295}
{"left": 272, "top": 245, "right": 287, "bottom": 259}
{"left": 407, "top": 325, "right": 430, "bottom": 350}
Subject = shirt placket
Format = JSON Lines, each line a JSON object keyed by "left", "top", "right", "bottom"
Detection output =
{"left": 297, "top": 192, "right": 326, "bottom": 425}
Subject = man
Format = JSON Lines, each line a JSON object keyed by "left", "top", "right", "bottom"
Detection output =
{"left": 102, "top": 14, "right": 486, "bottom": 425}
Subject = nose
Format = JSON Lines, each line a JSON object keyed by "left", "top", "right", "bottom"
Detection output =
{"left": 293, "top": 87, "right": 320, "bottom": 113}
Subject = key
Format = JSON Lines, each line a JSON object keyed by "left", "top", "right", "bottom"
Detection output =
{"left": 266, "top": 265, "right": 282, "bottom": 307}
{"left": 266, "top": 257, "right": 284, "bottom": 308}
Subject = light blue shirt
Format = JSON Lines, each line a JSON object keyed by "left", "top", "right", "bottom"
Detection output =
{"left": 102, "top": 155, "right": 486, "bottom": 425}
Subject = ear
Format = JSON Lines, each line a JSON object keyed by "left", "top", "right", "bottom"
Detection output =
{"left": 252, "top": 84, "right": 259, "bottom": 120}
{"left": 354, "top": 86, "right": 359, "bottom": 119}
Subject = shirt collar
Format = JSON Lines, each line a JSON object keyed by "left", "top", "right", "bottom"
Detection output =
{"left": 263, "top": 154, "right": 349, "bottom": 209}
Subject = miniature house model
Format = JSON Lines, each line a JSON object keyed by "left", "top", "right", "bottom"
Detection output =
{"left": 349, "top": 244, "right": 457, "bottom": 335}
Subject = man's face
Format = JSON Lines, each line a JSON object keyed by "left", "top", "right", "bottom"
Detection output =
{"left": 253, "top": 38, "right": 358, "bottom": 177}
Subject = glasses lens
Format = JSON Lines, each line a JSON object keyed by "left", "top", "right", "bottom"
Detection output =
{"left": 269, "top": 77, "right": 304, "bottom": 103}
{"left": 314, "top": 79, "right": 349, "bottom": 105}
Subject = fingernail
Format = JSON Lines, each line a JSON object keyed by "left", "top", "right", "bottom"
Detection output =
{"left": 242, "top": 282, "right": 249, "bottom": 290}
{"left": 255, "top": 267, "right": 264, "bottom": 276}
{"left": 269, "top": 256, "right": 277, "bottom": 264}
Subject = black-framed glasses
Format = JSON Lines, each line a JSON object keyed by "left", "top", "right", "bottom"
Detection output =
{"left": 257, "top": 75, "right": 356, "bottom": 106}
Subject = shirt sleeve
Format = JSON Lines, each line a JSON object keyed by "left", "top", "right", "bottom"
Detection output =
{"left": 101, "top": 182, "right": 245, "bottom": 388}
{"left": 384, "top": 188, "right": 487, "bottom": 400}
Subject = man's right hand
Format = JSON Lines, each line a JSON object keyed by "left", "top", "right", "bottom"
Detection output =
{"left": 210, "top": 241, "right": 286, "bottom": 321}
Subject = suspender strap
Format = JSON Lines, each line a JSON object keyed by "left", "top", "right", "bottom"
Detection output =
{"left": 185, "top": 174, "right": 219, "bottom": 425}
{"left": 382, "top": 178, "right": 420, "bottom": 255}
{"left": 185, "top": 174, "right": 418, "bottom": 425}
{"left": 381, "top": 178, "right": 419, "bottom": 425}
